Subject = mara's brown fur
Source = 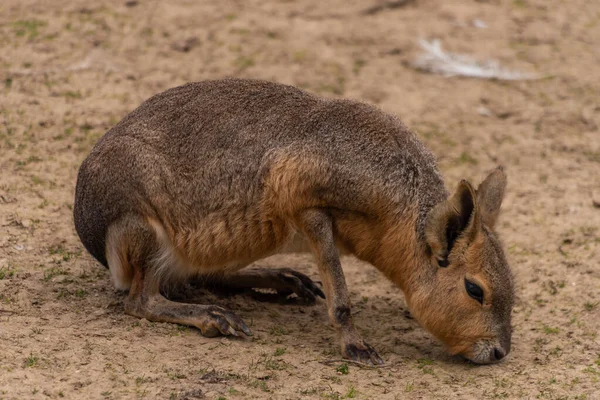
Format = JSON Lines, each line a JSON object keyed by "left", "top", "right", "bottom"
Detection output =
{"left": 74, "top": 78, "right": 514, "bottom": 365}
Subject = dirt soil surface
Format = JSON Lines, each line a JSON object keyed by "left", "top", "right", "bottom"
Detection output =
{"left": 1, "top": 0, "right": 600, "bottom": 399}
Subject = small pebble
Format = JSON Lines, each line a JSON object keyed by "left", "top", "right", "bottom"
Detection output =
{"left": 171, "top": 37, "right": 199, "bottom": 52}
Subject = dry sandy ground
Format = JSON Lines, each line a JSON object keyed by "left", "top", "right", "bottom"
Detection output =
{"left": 1, "top": 0, "right": 599, "bottom": 399}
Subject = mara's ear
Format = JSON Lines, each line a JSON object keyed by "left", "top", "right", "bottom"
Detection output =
{"left": 476, "top": 166, "right": 507, "bottom": 229}
{"left": 426, "top": 180, "right": 477, "bottom": 267}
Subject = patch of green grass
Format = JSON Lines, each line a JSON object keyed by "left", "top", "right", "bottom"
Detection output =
{"left": 48, "top": 244, "right": 81, "bottom": 262}
{"left": 135, "top": 376, "right": 149, "bottom": 386}
{"left": 24, "top": 354, "right": 39, "bottom": 368}
{"left": 416, "top": 123, "right": 458, "bottom": 147}
{"left": 293, "top": 50, "right": 307, "bottom": 63}
{"left": 299, "top": 387, "right": 318, "bottom": 395}
{"left": 336, "top": 363, "right": 349, "bottom": 375}
{"left": 247, "top": 379, "right": 269, "bottom": 392}
{"left": 54, "top": 127, "right": 74, "bottom": 141}
{"left": 583, "top": 365, "right": 600, "bottom": 375}
{"left": 16, "top": 143, "right": 27, "bottom": 155}
{"left": 273, "top": 347, "right": 286, "bottom": 356}
{"left": 584, "top": 151, "right": 600, "bottom": 163}
{"left": 352, "top": 59, "right": 366, "bottom": 75}
{"left": 43, "top": 266, "right": 69, "bottom": 281}
{"left": 1, "top": 294, "right": 15, "bottom": 304}
{"left": 584, "top": 301, "right": 598, "bottom": 312}
{"left": 405, "top": 381, "right": 414, "bottom": 392}
{"left": 227, "top": 387, "right": 242, "bottom": 396}
{"left": 0, "top": 265, "right": 16, "bottom": 279}
{"left": 63, "top": 90, "right": 82, "bottom": 99}
{"left": 16, "top": 155, "right": 42, "bottom": 168}
{"left": 79, "top": 123, "right": 94, "bottom": 134}
{"left": 344, "top": 386, "right": 357, "bottom": 398}
{"left": 43, "top": 76, "right": 57, "bottom": 89}
{"left": 269, "top": 326, "right": 288, "bottom": 336}
{"left": 417, "top": 358, "right": 435, "bottom": 374}
{"left": 494, "top": 377, "right": 511, "bottom": 389}
{"left": 164, "top": 368, "right": 187, "bottom": 380}
{"left": 318, "top": 78, "right": 345, "bottom": 96}
{"left": 417, "top": 358, "right": 434, "bottom": 367}
{"left": 535, "top": 297, "right": 548, "bottom": 307}
{"left": 235, "top": 56, "right": 254, "bottom": 70}
{"left": 12, "top": 20, "right": 47, "bottom": 40}
{"left": 542, "top": 325, "right": 559, "bottom": 334}
{"left": 546, "top": 280, "right": 566, "bottom": 296}
{"left": 263, "top": 356, "right": 287, "bottom": 371}
{"left": 456, "top": 152, "right": 478, "bottom": 165}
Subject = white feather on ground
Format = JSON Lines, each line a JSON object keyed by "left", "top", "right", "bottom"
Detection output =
{"left": 413, "top": 39, "right": 539, "bottom": 80}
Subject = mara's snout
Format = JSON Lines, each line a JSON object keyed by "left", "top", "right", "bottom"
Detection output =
{"left": 460, "top": 335, "right": 512, "bottom": 364}
{"left": 73, "top": 78, "right": 514, "bottom": 365}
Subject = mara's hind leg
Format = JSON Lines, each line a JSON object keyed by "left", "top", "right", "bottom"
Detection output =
{"left": 208, "top": 268, "right": 325, "bottom": 303}
{"left": 126, "top": 271, "right": 251, "bottom": 337}
{"left": 110, "top": 216, "right": 251, "bottom": 337}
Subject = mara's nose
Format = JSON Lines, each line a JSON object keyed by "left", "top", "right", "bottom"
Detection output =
{"left": 493, "top": 347, "right": 506, "bottom": 361}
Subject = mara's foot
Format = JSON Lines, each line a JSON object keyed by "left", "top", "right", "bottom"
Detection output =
{"left": 266, "top": 268, "right": 326, "bottom": 302}
{"left": 126, "top": 296, "right": 252, "bottom": 337}
{"left": 195, "top": 305, "right": 252, "bottom": 337}
{"left": 342, "top": 340, "right": 384, "bottom": 366}
{"left": 209, "top": 267, "right": 325, "bottom": 303}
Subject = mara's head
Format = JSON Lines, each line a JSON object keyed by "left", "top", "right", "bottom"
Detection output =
{"left": 410, "top": 167, "right": 514, "bottom": 364}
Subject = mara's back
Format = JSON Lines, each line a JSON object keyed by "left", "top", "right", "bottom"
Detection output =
{"left": 74, "top": 78, "right": 446, "bottom": 269}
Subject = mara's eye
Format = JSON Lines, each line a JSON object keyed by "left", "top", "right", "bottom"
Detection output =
{"left": 465, "top": 279, "right": 484, "bottom": 304}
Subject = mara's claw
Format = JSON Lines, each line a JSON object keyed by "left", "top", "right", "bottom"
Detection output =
{"left": 276, "top": 268, "right": 326, "bottom": 303}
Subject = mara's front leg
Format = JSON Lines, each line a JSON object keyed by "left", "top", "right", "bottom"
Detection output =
{"left": 296, "top": 209, "right": 384, "bottom": 365}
